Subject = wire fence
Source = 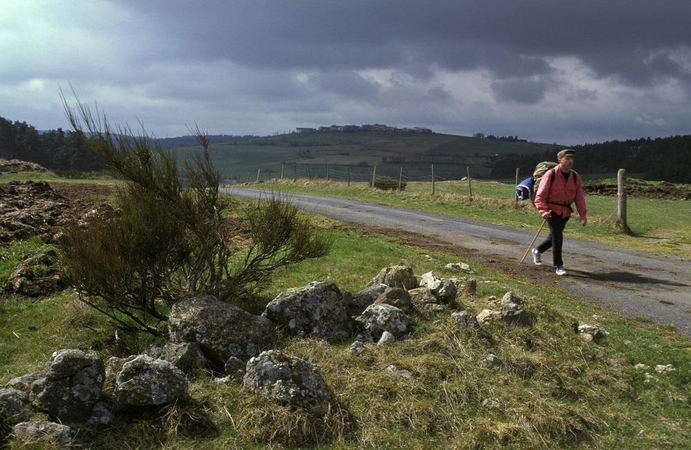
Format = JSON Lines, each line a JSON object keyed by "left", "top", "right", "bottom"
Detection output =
{"left": 236, "top": 163, "right": 474, "bottom": 185}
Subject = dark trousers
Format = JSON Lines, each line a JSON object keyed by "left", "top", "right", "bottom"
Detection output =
{"left": 536, "top": 214, "right": 570, "bottom": 267}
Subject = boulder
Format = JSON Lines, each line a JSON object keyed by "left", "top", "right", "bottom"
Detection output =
{"left": 368, "top": 265, "right": 418, "bottom": 290}
{"left": 348, "top": 283, "right": 388, "bottom": 316}
{"left": 114, "top": 355, "right": 188, "bottom": 407}
{"left": 143, "top": 342, "right": 208, "bottom": 374}
{"left": 244, "top": 350, "right": 335, "bottom": 409}
{"left": 262, "top": 281, "right": 353, "bottom": 341}
{"left": 169, "top": 295, "right": 277, "bottom": 370}
{"left": 13, "top": 421, "right": 72, "bottom": 448}
{"left": 354, "top": 303, "right": 408, "bottom": 340}
{"left": 30, "top": 349, "right": 104, "bottom": 422}
{"left": 0, "top": 388, "right": 31, "bottom": 424}
{"left": 373, "top": 287, "right": 413, "bottom": 313}
{"left": 419, "top": 271, "right": 458, "bottom": 304}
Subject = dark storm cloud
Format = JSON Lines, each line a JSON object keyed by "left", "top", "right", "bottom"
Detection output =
{"left": 4, "top": 0, "right": 691, "bottom": 143}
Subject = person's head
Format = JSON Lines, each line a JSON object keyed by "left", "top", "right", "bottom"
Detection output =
{"left": 557, "top": 149, "right": 575, "bottom": 171}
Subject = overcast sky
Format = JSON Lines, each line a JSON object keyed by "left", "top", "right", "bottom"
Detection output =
{"left": 2, "top": 1, "right": 691, "bottom": 145}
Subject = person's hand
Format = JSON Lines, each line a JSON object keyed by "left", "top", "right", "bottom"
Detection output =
{"left": 580, "top": 217, "right": 587, "bottom": 227}
{"left": 541, "top": 211, "right": 551, "bottom": 220}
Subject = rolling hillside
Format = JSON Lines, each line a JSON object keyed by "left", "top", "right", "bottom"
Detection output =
{"left": 171, "top": 130, "right": 561, "bottom": 182}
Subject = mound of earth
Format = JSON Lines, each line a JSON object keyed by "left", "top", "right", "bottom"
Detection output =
{"left": 0, "top": 158, "right": 48, "bottom": 173}
{"left": 0, "top": 180, "right": 116, "bottom": 245}
{"left": 583, "top": 179, "right": 691, "bottom": 200}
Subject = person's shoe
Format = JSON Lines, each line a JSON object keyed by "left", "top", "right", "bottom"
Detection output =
{"left": 532, "top": 249, "right": 542, "bottom": 266}
{"left": 555, "top": 266, "right": 566, "bottom": 276}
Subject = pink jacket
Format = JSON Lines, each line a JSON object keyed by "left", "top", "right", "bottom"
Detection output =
{"left": 534, "top": 166, "right": 587, "bottom": 219}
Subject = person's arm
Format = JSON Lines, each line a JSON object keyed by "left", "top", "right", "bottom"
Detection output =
{"left": 534, "top": 170, "right": 553, "bottom": 219}
{"left": 574, "top": 173, "right": 587, "bottom": 226}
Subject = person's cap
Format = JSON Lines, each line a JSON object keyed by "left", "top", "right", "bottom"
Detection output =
{"left": 557, "top": 149, "right": 575, "bottom": 160}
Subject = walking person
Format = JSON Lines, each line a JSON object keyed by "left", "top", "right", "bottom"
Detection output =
{"left": 532, "top": 149, "right": 587, "bottom": 275}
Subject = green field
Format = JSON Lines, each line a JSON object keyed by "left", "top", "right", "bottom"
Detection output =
{"left": 170, "top": 131, "right": 557, "bottom": 181}
{"left": 2, "top": 171, "right": 690, "bottom": 449}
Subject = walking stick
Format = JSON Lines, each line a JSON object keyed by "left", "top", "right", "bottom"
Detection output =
{"left": 520, "top": 218, "right": 547, "bottom": 263}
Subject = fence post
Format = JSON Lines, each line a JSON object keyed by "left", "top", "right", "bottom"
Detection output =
{"left": 326, "top": 163, "right": 330, "bottom": 181}
{"left": 617, "top": 168, "right": 630, "bottom": 233}
{"left": 371, "top": 166, "right": 377, "bottom": 188}
{"left": 347, "top": 166, "right": 351, "bottom": 187}
{"left": 431, "top": 164, "right": 435, "bottom": 195}
{"left": 293, "top": 163, "right": 297, "bottom": 182}
{"left": 281, "top": 164, "right": 284, "bottom": 180}
{"left": 398, "top": 167, "right": 403, "bottom": 192}
{"left": 467, "top": 167, "right": 473, "bottom": 198}
{"left": 256, "top": 168, "right": 261, "bottom": 183}
{"left": 514, "top": 167, "right": 520, "bottom": 205}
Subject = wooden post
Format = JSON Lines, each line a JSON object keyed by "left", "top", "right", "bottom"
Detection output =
{"left": 398, "top": 167, "right": 403, "bottom": 192}
{"left": 431, "top": 164, "right": 435, "bottom": 195}
{"left": 347, "top": 166, "right": 351, "bottom": 187}
{"left": 617, "top": 169, "right": 629, "bottom": 233}
{"left": 515, "top": 167, "right": 520, "bottom": 205}
{"left": 307, "top": 164, "right": 311, "bottom": 181}
{"left": 467, "top": 167, "right": 473, "bottom": 198}
{"left": 293, "top": 163, "right": 297, "bottom": 182}
{"left": 256, "top": 168, "right": 261, "bottom": 183}
{"left": 280, "top": 164, "right": 284, "bottom": 180}
{"left": 371, "top": 166, "right": 377, "bottom": 188}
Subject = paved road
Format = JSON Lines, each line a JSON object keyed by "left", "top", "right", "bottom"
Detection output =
{"left": 225, "top": 188, "right": 691, "bottom": 337}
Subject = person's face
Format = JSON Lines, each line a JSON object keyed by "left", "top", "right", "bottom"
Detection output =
{"left": 560, "top": 155, "right": 574, "bottom": 170}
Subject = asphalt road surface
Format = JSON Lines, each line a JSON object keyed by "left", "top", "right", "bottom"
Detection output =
{"left": 226, "top": 188, "right": 691, "bottom": 338}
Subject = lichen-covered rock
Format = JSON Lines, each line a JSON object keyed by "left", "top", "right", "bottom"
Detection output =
{"left": 244, "top": 350, "right": 335, "bottom": 409}
{"left": 144, "top": 342, "right": 208, "bottom": 374}
{"left": 263, "top": 281, "right": 353, "bottom": 341}
{"left": 169, "top": 295, "right": 277, "bottom": 370}
{"left": 354, "top": 303, "right": 408, "bottom": 340}
{"left": 13, "top": 421, "right": 72, "bottom": 448}
{"left": 374, "top": 287, "right": 413, "bottom": 313}
{"left": 419, "top": 271, "right": 458, "bottom": 304}
{"left": 30, "top": 349, "right": 104, "bottom": 422}
{"left": 0, "top": 388, "right": 31, "bottom": 424}
{"left": 114, "top": 355, "right": 188, "bottom": 407}
{"left": 349, "top": 283, "right": 388, "bottom": 316}
{"left": 368, "top": 265, "right": 418, "bottom": 290}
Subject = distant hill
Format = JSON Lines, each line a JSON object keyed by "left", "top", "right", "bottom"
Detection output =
{"left": 183, "top": 129, "right": 561, "bottom": 181}
{"left": 3, "top": 114, "right": 691, "bottom": 183}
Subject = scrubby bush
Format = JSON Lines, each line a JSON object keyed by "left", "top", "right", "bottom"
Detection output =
{"left": 59, "top": 97, "right": 331, "bottom": 336}
{"left": 373, "top": 175, "right": 406, "bottom": 191}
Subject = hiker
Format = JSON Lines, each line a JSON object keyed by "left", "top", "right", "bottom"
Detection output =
{"left": 532, "top": 149, "right": 587, "bottom": 275}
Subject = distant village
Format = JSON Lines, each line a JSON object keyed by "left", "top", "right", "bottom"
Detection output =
{"left": 295, "top": 124, "right": 433, "bottom": 134}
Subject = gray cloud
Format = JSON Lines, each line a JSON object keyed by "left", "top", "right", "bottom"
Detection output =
{"left": 2, "top": 0, "right": 691, "bottom": 144}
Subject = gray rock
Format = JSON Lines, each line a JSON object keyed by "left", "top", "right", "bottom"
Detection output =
{"left": 13, "top": 421, "right": 72, "bottom": 448}
{"left": 501, "top": 291, "right": 525, "bottom": 310}
{"left": 377, "top": 331, "right": 397, "bottom": 345}
{"left": 355, "top": 303, "right": 408, "bottom": 340}
{"left": 224, "top": 356, "right": 247, "bottom": 380}
{"left": 347, "top": 341, "right": 366, "bottom": 356}
{"left": 169, "top": 295, "right": 277, "bottom": 370}
{"left": 419, "top": 271, "right": 458, "bottom": 304}
{"left": 30, "top": 349, "right": 104, "bottom": 422}
{"left": 263, "top": 281, "right": 353, "bottom": 341}
{"left": 4, "top": 371, "right": 43, "bottom": 393}
{"left": 368, "top": 265, "right": 418, "bottom": 290}
{"left": 374, "top": 287, "right": 413, "bottom": 313}
{"left": 144, "top": 342, "right": 208, "bottom": 374}
{"left": 115, "top": 355, "right": 188, "bottom": 407}
{"left": 502, "top": 309, "right": 532, "bottom": 326}
{"left": 0, "top": 388, "right": 31, "bottom": 424}
{"left": 349, "top": 283, "right": 388, "bottom": 316}
{"left": 244, "top": 350, "right": 335, "bottom": 409}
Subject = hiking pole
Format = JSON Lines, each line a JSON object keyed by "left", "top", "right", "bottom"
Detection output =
{"left": 519, "top": 218, "right": 547, "bottom": 264}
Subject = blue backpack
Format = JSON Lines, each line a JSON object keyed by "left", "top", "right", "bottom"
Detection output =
{"left": 515, "top": 161, "right": 558, "bottom": 203}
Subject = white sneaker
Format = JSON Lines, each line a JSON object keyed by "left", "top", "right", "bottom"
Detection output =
{"left": 532, "top": 249, "right": 542, "bottom": 266}
{"left": 555, "top": 266, "right": 566, "bottom": 276}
